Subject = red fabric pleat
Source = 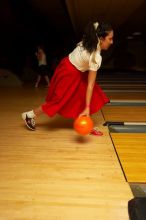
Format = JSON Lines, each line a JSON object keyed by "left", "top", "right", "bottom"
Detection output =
{"left": 42, "top": 57, "right": 109, "bottom": 119}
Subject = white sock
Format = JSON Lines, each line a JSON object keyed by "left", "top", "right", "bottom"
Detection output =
{"left": 26, "top": 110, "right": 36, "bottom": 118}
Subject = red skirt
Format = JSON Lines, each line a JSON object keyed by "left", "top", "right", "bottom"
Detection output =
{"left": 42, "top": 57, "right": 109, "bottom": 119}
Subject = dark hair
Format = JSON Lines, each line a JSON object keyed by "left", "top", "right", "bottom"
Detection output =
{"left": 82, "top": 22, "right": 113, "bottom": 53}
{"left": 37, "top": 45, "right": 45, "bottom": 52}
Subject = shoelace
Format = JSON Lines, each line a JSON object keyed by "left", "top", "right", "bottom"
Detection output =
{"left": 30, "top": 118, "right": 35, "bottom": 126}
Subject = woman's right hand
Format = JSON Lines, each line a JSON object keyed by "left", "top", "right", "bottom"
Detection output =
{"left": 79, "top": 107, "right": 90, "bottom": 117}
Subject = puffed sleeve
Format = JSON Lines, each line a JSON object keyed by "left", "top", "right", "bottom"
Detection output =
{"left": 89, "top": 52, "right": 102, "bottom": 71}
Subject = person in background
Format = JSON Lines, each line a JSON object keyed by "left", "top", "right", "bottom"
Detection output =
{"left": 22, "top": 21, "right": 113, "bottom": 136}
{"left": 35, "top": 46, "right": 49, "bottom": 87}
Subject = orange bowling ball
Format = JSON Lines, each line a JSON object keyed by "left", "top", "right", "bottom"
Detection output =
{"left": 73, "top": 116, "right": 94, "bottom": 135}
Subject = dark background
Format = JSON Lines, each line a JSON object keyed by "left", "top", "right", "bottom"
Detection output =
{"left": 0, "top": 0, "right": 146, "bottom": 78}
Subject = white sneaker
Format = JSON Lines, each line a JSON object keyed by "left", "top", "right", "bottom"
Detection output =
{"left": 21, "top": 112, "right": 35, "bottom": 131}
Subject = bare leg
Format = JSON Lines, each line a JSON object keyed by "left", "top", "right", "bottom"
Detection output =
{"left": 33, "top": 106, "right": 44, "bottom": 117}
{"left": 35, "top": 75, "right": 41, "bottom": 87}
{"left": 44, "top": 75, "right": 50, "bottom": 86}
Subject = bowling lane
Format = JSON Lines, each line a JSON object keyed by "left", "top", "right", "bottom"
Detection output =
{"left": 107, "top": 91, "right": 146, "bottom": 104}
{"left": 102, "top": 104, "right": 146, "bottom": 183}
{"left": 102, "top": 106, "right": 146, "bottom": 122}
{"left": 110, "top": 133, "right": 146, "bottom": 183}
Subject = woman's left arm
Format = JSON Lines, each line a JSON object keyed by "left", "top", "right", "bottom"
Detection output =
{"left": 79, "top": 70, "right": 97, "bottom": 117}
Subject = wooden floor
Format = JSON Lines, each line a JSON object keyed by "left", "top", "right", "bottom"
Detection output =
{"left": 102, "top": 92, "right": 146, "bottom": 183}
{"left": 107, "top": 91, "right": 146, "bottom": 101}
{"left": 0, "top": 87, "right": 133, "bottom": 220}
{"left": 102, "top": 105, "right": 146, "bottom": 122}
{"left": 111, "top": 133, "right": 146, "bottom": 182}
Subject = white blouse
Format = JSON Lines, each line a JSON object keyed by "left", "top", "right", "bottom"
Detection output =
{"left": 69, "top": 42, "right": 102, "bottom": 72}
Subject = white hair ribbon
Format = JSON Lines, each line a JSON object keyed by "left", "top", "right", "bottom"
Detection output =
{"left": 93, "top": 22, "right": 99, "bottom": 30}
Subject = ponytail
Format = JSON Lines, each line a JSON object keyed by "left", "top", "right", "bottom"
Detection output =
{"left": 82, "top": 21, "right": 113, "bottom": 53}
